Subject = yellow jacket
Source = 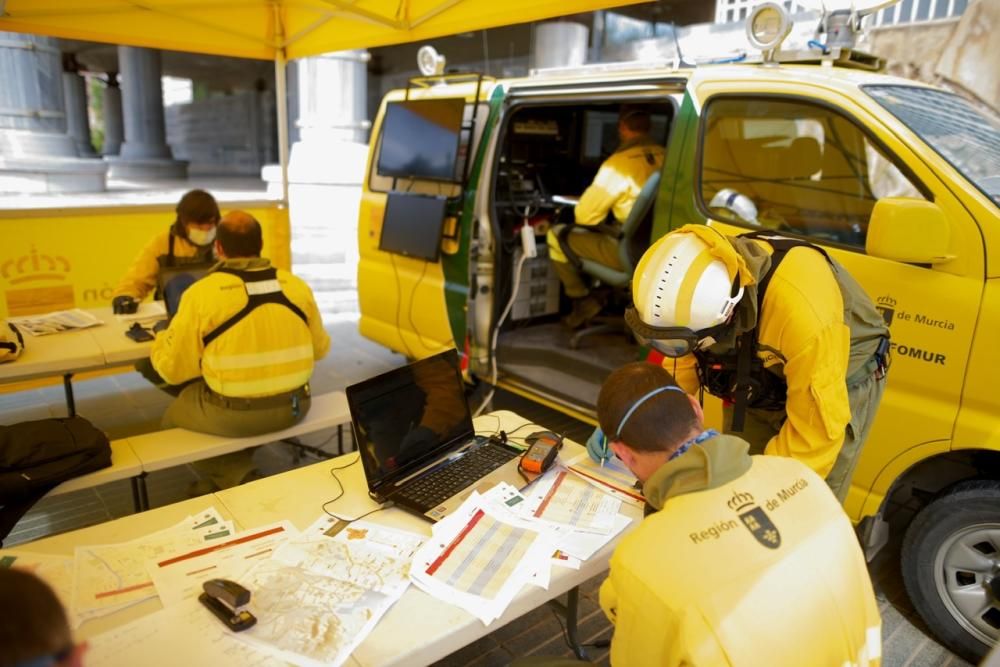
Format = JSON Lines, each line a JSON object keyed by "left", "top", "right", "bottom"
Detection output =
{"left": 662, "top": 225, "right": 855, "bottom": 478}
{"left": 113, "top": 229, "right": 213, "bottom": 300}
{"left": 151, "top": 258, "right": 330, "bottom": 397}
{"left": 575, "top": 137, "right": 665, "bottom": 226}
{"left": 600, "top": 434, "right": 881, "bottom": 666}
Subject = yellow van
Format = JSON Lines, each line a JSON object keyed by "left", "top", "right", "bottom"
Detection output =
{"left": 356, "top": 33, "right": 1000, "bottom": 662}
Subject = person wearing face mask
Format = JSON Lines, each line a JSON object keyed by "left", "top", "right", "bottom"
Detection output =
{"left": 591, "top": 362, "right": 881, "bottom": 667}
{"left": 111, "top": 189, "right": 220, "bottom": 315}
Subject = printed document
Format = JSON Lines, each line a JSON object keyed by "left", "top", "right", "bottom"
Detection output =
{"left": 7, "top": 309, "right": 103, "bottom": 336}
{"left": 231, "top": 516, "right": 424, "bottom": 667}
{"left": 410, "top": 492, "right": 555, "bottom": 625}
{"left": 72, "top": 508, "right": 234, "bottom": 622}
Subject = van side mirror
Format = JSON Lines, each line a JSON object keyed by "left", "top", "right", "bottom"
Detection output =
{"left": 866, "top": 198, "right": 954, "bottom": 264}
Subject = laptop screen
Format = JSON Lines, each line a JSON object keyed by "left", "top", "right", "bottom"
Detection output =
{"left": 347, "top": 349, "right": 474, "bottom": 492}
{"left": 159, "top": 264, "right": 214, "bottom": 316}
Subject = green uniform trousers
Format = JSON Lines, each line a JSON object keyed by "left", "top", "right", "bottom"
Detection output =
{"left": 163, "top": 380, "right": 311, "bottom": 489}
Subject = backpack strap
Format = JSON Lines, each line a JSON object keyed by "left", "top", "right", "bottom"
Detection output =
{"left": 167, "top": 230, "right": 177, "bottom": 267}
{"left": 202, "top": 267, "right": 308, "bottom": 348}
{"left": 727, "top": 232, "right": 834, "bottom": 432}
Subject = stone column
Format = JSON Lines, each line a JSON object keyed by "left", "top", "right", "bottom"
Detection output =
{"left": 261, "top": 49, "right": 371, "bottom": 316}
{"left": 106, "top": 46, "right": 187, "bottom": 179}
{"left": 102, "top": 73, "right": 124, "bottom": 156}
{"left": 0, "top": 32, "right": 107, "bottom": 193}
{"left": 533, "top": 22, "right": 590, "bottom": 69}
{"left": 61, "top": 54, "right": 97, "bottom": 157}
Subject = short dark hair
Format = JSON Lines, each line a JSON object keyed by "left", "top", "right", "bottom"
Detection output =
{"left": 619, "top": 106, "right": 652, "bottom": 134}
{"left": 596, "top": 362, "right": 699, "bottom": 453}
{"left": 176, "top": 189, "right": 220, "bottom": 225}
{"left": 217, "top": 210, "right": 263, "bottom": 258}
{"left": 0, "top": 568, "right": 73, "bottom": 667}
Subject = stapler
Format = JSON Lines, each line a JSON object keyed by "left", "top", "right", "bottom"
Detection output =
{"left": 199, "top": 578, "right": 257, "bottom": 632}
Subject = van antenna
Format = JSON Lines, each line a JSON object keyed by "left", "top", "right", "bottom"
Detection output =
{"left": 670, "top": 22, "right": 685, "bottom": 65}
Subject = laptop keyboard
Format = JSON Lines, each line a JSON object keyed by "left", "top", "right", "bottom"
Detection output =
{"left": 396, "top": 444, "right": 517, "bottom": 509}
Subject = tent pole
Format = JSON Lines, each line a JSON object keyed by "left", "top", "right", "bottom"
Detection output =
{"left": 275, "top": 50, "right": 290, "bottom": 206}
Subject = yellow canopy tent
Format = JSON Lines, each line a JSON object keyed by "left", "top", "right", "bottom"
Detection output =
{"left": 0, "top": 0, "right": 645, "bottom": 200}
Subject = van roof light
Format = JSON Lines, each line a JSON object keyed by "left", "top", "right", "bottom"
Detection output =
{"left": 417, "top": 45, "right": 446, "bottom": 76}
{"left": 746, "top": 2, "right": 793, "bottom": 62}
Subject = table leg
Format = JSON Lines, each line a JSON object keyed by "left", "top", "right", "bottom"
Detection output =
{"left": 135, "top": 473, "right": 150, "bottom": 511}
{"left": 548, "top": 586, "right": 589, "bottom": 661}
{"left": 62, "top": 373, "right": 76, "bottom": 417}
{"left": 130, "top": 477, "right": 143, "bottom": 512}
{"left": 337, "top": 424, "right": 344, "bottom": 455}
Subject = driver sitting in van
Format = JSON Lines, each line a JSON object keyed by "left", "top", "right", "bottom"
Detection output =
{"left": 546, "top": 106, "right": 664, "bottom": 329}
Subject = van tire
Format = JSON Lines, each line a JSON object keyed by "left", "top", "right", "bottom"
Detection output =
{"left": 901, "top": 480, "right": 1000, "bottom": 662}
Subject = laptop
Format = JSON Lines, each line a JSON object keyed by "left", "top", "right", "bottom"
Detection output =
{"left": 158, "top": 264, "right": 215, "bottom": 317}
{"left": 347, "top": 349, "right": 526, "bottom": 522}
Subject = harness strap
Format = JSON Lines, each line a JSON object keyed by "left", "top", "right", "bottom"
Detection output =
{"left": 167, "top": 230, "right": 176, "bottom": 267}
{"left": 201, "top": 267, "right": 308, "bottom": 348}
{"left": 728, "top": 232, "right": 833, "bottom": 432}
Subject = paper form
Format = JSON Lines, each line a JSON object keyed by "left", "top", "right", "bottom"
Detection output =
{"left": 410, "top": 492, "right": 555, "bottom": 625}
{"left": 72, "top": 509, "right": 235, "bottom": 621}
{"left": 483, "top": 481, "right": 632, "bottom": 561}
{"left": 87, "top": 598, "right": 286, "bottom": 667}
{"left": 522, "top": 468, "right": 621, "bottom": 534}
{"left": 148, "top": 521, "right": 297, "bottom": 608}
{"left": 565, "top": 452, "right": 645, "bottom": 507}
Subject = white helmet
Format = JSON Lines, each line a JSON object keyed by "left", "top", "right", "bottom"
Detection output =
{"left": 708, "top": 188, "right": 759, "bottom": 226}
{"left": 627, "top": 231, "right": 744, "bottom": 356}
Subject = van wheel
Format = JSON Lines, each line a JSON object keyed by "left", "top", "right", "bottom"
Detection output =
{"left": 901, "top": 480, "right": 1000, "bottom": 662}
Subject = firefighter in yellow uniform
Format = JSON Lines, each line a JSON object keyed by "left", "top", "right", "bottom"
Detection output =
{"left": 111, "top": 189, "right": 220, "bottom": 314}
{"left": 546, "top": 107, "right": 664, "bottom": 328}
{"left": 150, "top": 210, "right": 330, "bottom": 488}
{"left": 595, "top": 362, "right": 882, "bottom": 666}
{"left": 608, "top": 225, "right": 889, "bottom": 501}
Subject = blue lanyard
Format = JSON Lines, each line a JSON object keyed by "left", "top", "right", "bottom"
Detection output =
{"left": 668, "top": 429, "right": 719, "bottom": 461}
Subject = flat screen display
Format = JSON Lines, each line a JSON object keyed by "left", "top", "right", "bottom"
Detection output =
{"left": 377, "top": 98, "right": 465, "bottom": 182}
{"left": 347, "top": 349, "right": 473, "bottom": 490}
{"left": 379, "top": 192, "right": 448, "bottom": 262}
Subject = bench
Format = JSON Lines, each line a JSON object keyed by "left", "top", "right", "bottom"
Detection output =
{"left": 127, "top": 391, "right": 351, "bottom": 509}
{"left": 46, "top": 438, "right": 146, "bottom": 510}
{"left": 43, "top": 391, "right": 351, "bottom": 512}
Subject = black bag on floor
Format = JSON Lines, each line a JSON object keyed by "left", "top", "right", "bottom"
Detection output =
{"left": 0, "top": 416, "right": 112, "bottom": 545}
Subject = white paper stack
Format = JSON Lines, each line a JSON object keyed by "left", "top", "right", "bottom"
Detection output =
{"left": 409, "top": 491, "right": 557, "bottom": 625}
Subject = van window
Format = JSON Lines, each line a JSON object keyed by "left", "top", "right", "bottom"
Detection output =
{"left": 865, "top": 85, "right": 1000, "bottom": 208}
{"left": 699, "top": 97, "right": 925, "bottom": 248}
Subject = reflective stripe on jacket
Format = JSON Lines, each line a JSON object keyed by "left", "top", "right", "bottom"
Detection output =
{"left": 150, "top": 258, "right": 330, "bottom": 397}
{"left": 575, "top": 137, "right": 665, "bottom": 227}
{"left": 600, "top": 434, "right": 881, "bottom": 666}
{"left": 113, "top": 229, "right": 209, "bottom": 300}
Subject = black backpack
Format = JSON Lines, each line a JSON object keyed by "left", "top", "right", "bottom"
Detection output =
{"left": 0, "top": 417, "right": 112, "bottom": 545}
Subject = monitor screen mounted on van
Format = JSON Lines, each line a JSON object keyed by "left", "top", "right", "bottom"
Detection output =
{"left": 377, "top": 98, "right": 465, "bottom": 182}
{"left": 379, "top": 192, "right": 448, "bottom": 262}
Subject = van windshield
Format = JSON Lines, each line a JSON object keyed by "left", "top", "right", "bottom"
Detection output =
{"left": 865, "top": 85, "right": 1000, "bottom": 208}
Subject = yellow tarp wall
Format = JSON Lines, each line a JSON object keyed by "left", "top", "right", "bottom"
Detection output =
{"left": 0, "top": 202, "right": 290, "bottom": 319}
